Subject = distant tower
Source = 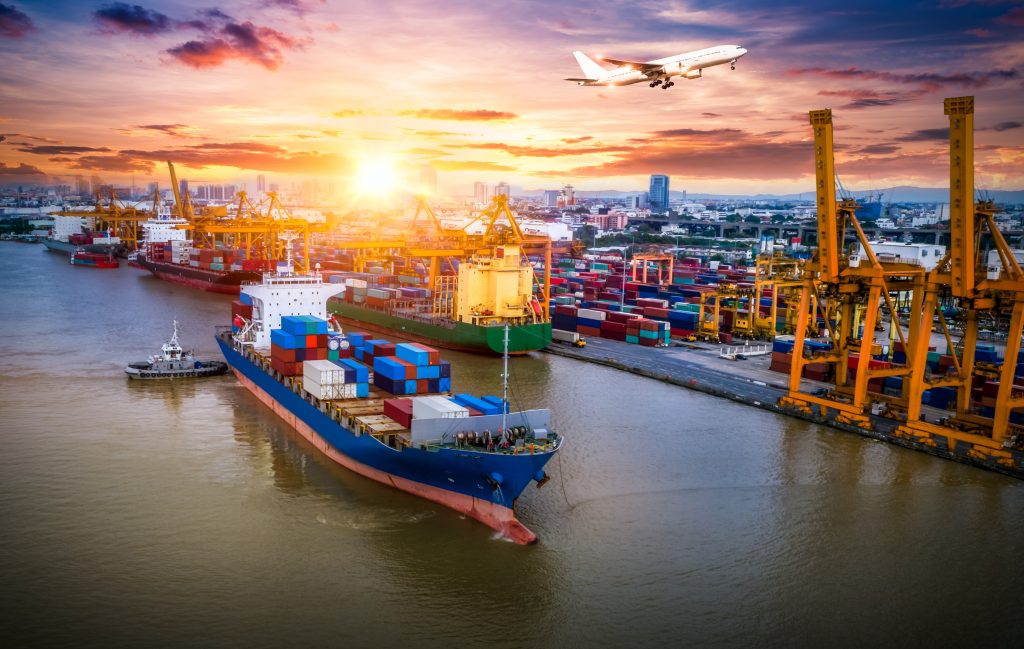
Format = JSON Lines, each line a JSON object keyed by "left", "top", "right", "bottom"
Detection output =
{"left": 473, "top": 181, "right": 489, "bottom": 205}
{"left": 257, "top": 174, "right": 266, "bottom": 195}
{"left": 179, "top": 178, "right": 190, "bottom": 198}
{"left": 419, "top": 165, "right": 438, "bottom": 194}
{"left": 560, "top": 184, "right": 575, "bottom": 206}
{"left": 494, "top": 181, "right": 510, "bottom": 198}
{"left": 543, "top": 190, "right": 560, "bottom": 207}
{"left": 649, "top": 175, "right": 669, "bottom": 211}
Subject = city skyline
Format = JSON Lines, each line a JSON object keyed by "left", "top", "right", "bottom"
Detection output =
{"left": 0, "top": 0, "right": 1022, "bottom": 199}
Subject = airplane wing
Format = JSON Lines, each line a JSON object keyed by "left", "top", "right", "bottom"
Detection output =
{"left": 564, "top": 77, "right": 597, "bottom": 82}
{"left": 600, "top": 58, "right": 664, "bottom": 72}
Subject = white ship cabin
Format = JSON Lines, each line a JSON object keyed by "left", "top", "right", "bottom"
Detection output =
{"left": 240, "top": 263, "right": 345, "bottom": 349}
{"left": 850, "top": 241, "right": 946, "bottom": 271}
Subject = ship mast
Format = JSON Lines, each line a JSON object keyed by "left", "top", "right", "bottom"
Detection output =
{"left": 502, "top": 322, "right": 509, "bottom": 433}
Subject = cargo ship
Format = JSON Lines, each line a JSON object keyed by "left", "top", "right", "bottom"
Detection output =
{"left": 218, "top": 255, "right": 561, "bottom": 543}
{"left": 133, "top": 253, "right": 263, "bottom": 294}
{"left": 326, "top": 244, "right": 552, "bottom": 355}
{"left": 70, "top": 250, "right": 118, "bottom": 268}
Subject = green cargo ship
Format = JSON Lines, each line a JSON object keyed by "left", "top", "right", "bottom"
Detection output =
{"left": 328, "top": 299, "right": 551, "bottom": 354}
{"left": 325, "top": 243, "right": 552, "bottom": 355}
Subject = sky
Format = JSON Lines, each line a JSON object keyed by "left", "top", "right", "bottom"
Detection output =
{"left": 0, "top": 0, "right": 1022, "bottom": 198}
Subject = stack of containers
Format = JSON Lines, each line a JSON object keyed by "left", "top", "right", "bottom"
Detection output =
{"left": 410, "top": 395, "right": 469, "bottom": 421}
{"left": 552, "top": 305, "right": 578, "bottom": 332}
{"left": 371, "top": 342, "right": 451, "bottom": 395}
{"left": 303, "top": 359, "right": 359, "bottom": 400}
{"left": 383, "top": 398, "right": 414, "bottom": 428}
{"left": 577, "top": 307, "right": 606, "bottom": 337}
{"left": 270, "top": 315, "right": 330, "bottom": 376}
{"left": 450, "top": 394, "right": 502, "bottom": 415}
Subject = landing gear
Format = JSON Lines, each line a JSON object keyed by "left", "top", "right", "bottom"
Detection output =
{"left": 650, "top": 79, "right": 663, "bottom": 87}
{"left": 730, "top": 59, "right": 737, "bottom": 70}
{"left": 661, "top": 81, "right": 674, "bottom": 89}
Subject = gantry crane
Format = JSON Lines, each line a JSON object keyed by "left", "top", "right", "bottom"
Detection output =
{"left": 779, "top": 96, "right": 1024, "bottom": 470}
{"left": 894, "top": 97, "right": 1024, "bottom": 461}
{"left": 779, "top": 107, "right": 925, "bottom": 428}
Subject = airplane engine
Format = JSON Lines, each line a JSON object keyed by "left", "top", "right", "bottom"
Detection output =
{"left": 684, "top": 69, "right": 702, "bottom": 79}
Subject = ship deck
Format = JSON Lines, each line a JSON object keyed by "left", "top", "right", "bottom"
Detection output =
{"left": 235, "top": 335, "right": 558, "bottom": 456}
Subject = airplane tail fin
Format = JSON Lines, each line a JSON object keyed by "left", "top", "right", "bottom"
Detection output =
{"left": 573, "top": 51, "right": 608, "bottom": 81}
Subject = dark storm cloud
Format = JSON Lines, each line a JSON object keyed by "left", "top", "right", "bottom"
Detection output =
{"left": 0, "top": 3, "right": 33, "bottom": 37}
{"left": 897, "top": 128, "right": 948, "bottom": 142}
{"left": 166, "top": 21, "right": 303, "bottom": 70}
{"left": 94, "top": 3, "right": 172, "bottom": 35}
{"left": 17, "top": 144, "right": 112, "bottom": 155}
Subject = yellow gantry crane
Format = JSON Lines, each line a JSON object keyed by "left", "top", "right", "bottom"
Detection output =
{"left": 779, "top": 96, "right": 1024, "bottom": 468}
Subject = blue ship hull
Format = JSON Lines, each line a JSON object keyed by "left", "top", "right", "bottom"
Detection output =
{"left": 216, "top": 335, "right": 557, "bottom": 543}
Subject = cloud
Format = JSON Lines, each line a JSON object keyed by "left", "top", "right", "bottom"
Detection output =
{"left": 430, "top": 160, "right": 516, "bottom": 172}
{"left": 405, "top": 147, "right": 449, "bottom": 157}
{"left": 332, "top": 109, "right": 364, "bottom": 118}
{"left": 17, "top": 144, "right": 112, "bottom": 155}
{"left": 119, "top": 144, "right": 347, "bottom": 174}
{"left": 997, "top": 7, "right": 1024, "bottom": 26}
{"left": 788, "top": 66, "right": 1018, "bottom": 91}
{"left": 453, "top": 141, "right": 627, "bottom": 158}
{"left": 94, "top": 3, "right": 172, "bottom": 36}
{"left": 0, "top": 132, "right": 60, "bottom": 144}
{"left": 119, "top": 123, "right": 198, "bottom": 137}
{"left": 816, "top": 88, "right": 920, "bottom": 110}
{"left": 0, "top": 161, "right": 44, "bottom": 176}
{"left": 855, "top": 144, "right": 902, "bottom": 155}
{"left": 701, "top": 112, "right": 722, "bottom": 118}
{"left": 561, "top": 136, "right": 593, "bottom": 144}
{"left": 989, "top": 121, "right": 1021, "bottom": 131}
{"left": 897, "top": 128, "right": 948, "bottom": 142}
{"left": 401, "top": 109, "right": 518, "bottom": 121}
{"left": 0, "top": 3, "right": 33, "bottom": 38}
{"left": 166, "top": 22, "right": 303, "bottom": 70}
{"left": 58, "top": 153, "right": 155, "bottom": 173}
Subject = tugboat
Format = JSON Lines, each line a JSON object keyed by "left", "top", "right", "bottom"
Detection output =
{"left": 125, "top": 321, "right": 228, "bottom": 379}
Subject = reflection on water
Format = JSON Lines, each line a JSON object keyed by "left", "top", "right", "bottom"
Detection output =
{"left": 2, "top": 242, "right": 1023, "bottom": 648}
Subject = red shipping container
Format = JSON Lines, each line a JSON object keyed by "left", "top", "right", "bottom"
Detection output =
{"left": 383, "top": 398, "right": 413, "bottom": 428}
{"left": 272, "top": 346, "right": 297, "bottom": 363}
{"left": 305, "top": 334, "right": 317, "bottom": 348}
{"left": 409, "top": 342, "right": 441, "bottom": 365}
{"left": 417, "top": 379, "right": 428, "bottom": 393}
{"left": 577, "top": 325, "right": 601, "bottom": 337}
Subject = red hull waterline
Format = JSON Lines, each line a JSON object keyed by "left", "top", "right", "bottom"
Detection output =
{"left": 231, "top": 368, "right": 538, "bottom": 544}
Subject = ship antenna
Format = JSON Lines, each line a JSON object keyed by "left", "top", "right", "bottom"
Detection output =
{"left": 501, "top": 322, "right": 509, "bottom": 434}
{"left": 170, "top": 320, "right": 179, "bottom": 347}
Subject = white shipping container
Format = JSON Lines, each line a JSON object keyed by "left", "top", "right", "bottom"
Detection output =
{"left": 304, "top": 359, "right": 346, "bottom": 385}
{"left": 551, "top": 329, "right": 580, "bottom": 343}
{"left": 411, "top": 395, "right": 469, "bottom": 420}
{"left": 305, "top": 381, "right": 357, "bottom": 401}
{"left": 577, "top": 308, "right": 607, "bottom": 321}
{"left": 345, "top": 278, "right": 368, "bottom": 289}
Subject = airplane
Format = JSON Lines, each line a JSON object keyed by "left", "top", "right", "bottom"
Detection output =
{"left": 566, "top": 44, "right": 747, "bottom": 89}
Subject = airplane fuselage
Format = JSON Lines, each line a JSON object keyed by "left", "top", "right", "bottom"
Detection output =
{"left": 577, "top": 44, "right": 747, "bottom": 87}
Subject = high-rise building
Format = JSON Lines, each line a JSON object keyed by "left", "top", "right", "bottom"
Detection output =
{"left": 223, "top": 185, "right": 237, "bottom": 200}
{"left": 473, "top": 181, "right": 489, "bottom": 205}
{"left": 75, "top": 175, "right": 89, "bottom": 196}
{"left": 494, "top": 182, "right": 510, "bottom": 198}
{"left": 268, "top": 183, "right": 279, "bottom": 194}
{"left": 147, "top": 181, "right": 159, "bottom": 196}
{"left": 418, "top": 165, "right": 437, "bottom": 195}
{"left": 542, "top": 190, "right": 560, "bottom": 207}
{"left": 649, "top": 175, "right": 669, "bottom": 211}
{"left": 256, "top": 174, "right": 266, "bottom": 194}
{"left": 196, "top": 185, "right": 209, "bottom": 200}
{"left": 628, "top": 192, "right": 648, "bottom": 209}
{"left": 179, "top": 179, "right": 190, "bottom": 198}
